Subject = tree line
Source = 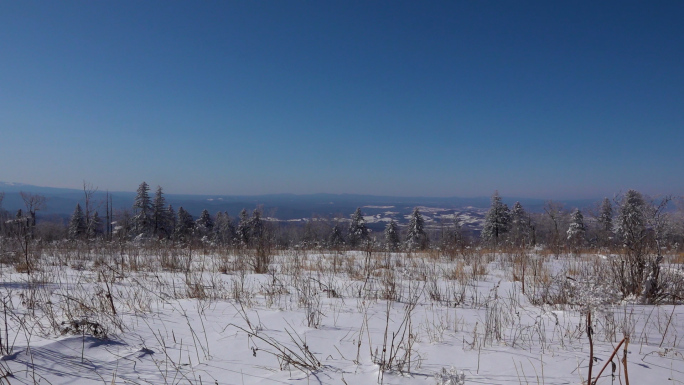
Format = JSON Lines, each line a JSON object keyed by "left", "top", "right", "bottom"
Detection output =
{"left": 2, "top": 183, "right": 683, "bottom": 256}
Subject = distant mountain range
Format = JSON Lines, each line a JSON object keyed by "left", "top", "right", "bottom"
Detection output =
{"left": 0, "top": 181, "right": 600, "bottom": 231}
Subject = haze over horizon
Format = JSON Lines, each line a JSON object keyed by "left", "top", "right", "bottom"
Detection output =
{"left": 2, "top": 1, "right": 683, "bottom": 199}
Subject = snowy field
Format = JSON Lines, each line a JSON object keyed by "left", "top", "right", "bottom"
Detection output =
{"left": 0, "top": 246, "right": 682, "bottom": 385}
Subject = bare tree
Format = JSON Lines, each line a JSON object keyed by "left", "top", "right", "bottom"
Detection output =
{"left": 19, "top": 191, "right": 46, "bottom": 236}
{"left": 641, "top": 195, "right": 672, "bottom": 303}
{"left": 83, "top": 181, "right": 99, "bottom": 239}
{"left": 543, "top": 200, "right": 566, "bottom": 255}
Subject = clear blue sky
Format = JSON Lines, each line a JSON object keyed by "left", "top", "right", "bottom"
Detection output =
{"left": 1, "top": 1, "right": 682, "bottom": 199}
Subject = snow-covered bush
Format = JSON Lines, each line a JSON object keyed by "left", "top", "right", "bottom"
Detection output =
{"left": 434, "top": 367, "right": 465, "bottom": 385}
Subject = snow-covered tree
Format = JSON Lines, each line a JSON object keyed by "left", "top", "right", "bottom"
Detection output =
{"left": 566, "top": 209, "right": 586, "bottom": 251}
{"left": 405, "top": 207, "right": 428, "bottom": 250}
{"left": 614, "top": 190, "right": 648, "bottom": 297}
{"left": 175, "top": 206, "right": 194, "bottom": 241}
{"left": 195, "top": 209, "right": 214, "bottom": 237}
{"left": 68, "top": 203, "right": 86, "bottom": 239}
{"left": 481, "top": 191, "right": 510, "bottom": 245}
{"left": 348, "top": 208, "right": 369, "bottom": 248}
{"left": 167, "top": 205, "right": 176, "bottom": 236}
{"left": 249, "top": 209, "right": 264, "bottom": 243}
{"left": 616, "top": 190, "right": 647, "bottom": 255}
{"left": 214, "top": 211, "right": 235, "bottom": 245}
{"left": 597, "top": 197, "right": 614, "bottom": 247}
{"left": 237, "top": 209, "right": 251, "bottom": 245}
{"left": 132, "top": 182, "right": 152, "bottom": 236}
{"left": 152, "top": 186, "right": 171, "bottom": 237}
{"left": 384, "top": 220, "right": 400, "bottom": 251}
{"left": 510, "top": 201, "right": 532, "bottom": 247}
{"left": 87, "top": 211, "right": 103, "bottom": 239}
{"left": 329, "top": 223, "right": 345, "bottom": 248}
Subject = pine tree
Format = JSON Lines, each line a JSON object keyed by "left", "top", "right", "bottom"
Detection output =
{"left": 195, "top": 209, "right": 214, "bottom": 237}
{"left": 616, "top": 190, "right": 647, "bottom": 253}
{"left": 249, "top": 209, "right": 264, "bottom": 243}
{"left": 237, "top": 209, "right": 251, "bottom": 245}
{"left": 481, "top": 191, "right": 511, "bottom": 245}
{"left": 152, "top": 186, "right": 169, "bottom": 237}
{"left": 615, "top": 189, "right": 648, "bottom": 296}
{"left": 133, "top": 182, "right": 152, "bottom": 237}
{"left": 384, "top": 220, "right": 400, "bottom": 251}
{"left": 405, "top": 207, "right": 428, "bottom": 250}
{"left": 302, "top": 220, "right": 318, "bottom": 247}
{"left": 348, "top": 208, "right": 369, "bottom": 248}
{"left": 87, "top": 211, "right": 103, "bottom": 239}
{"left": 597, "top": 198, "right": 614, "bottom": 247}
{"left": 214, "top": 212, "right": 235, "bottom": 245}
{"left": 68, "top": 204, "right": 86, "bottom": 239}
{"left": 329, "top": 223, "right": 345, "bottom": 248}
{"left": 510, "top": 202, "right": 532, "bottom": 247}
{"left": 175, "top": 206, "right": 194, "bottom": 241}
{"left": 566, "top": 209, "right": 586, "bottom": 250}
{"left": 167, "top": 205, "right": 176, "bottom": 236}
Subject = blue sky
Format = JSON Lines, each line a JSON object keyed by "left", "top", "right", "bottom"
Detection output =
{"left": 1, "top": 1, "right": 682, "bottom": 199}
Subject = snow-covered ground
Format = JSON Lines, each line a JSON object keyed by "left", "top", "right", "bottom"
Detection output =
{"left": 0, "top": 247, "right": 682, "bottom": 384}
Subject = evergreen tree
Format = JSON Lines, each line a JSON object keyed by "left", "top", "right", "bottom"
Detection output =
{"left": 214, "top": 212, "right": 235, "bottom": 245}
{"left": 152, "top": 186, "right": 169, "bottom": 237}
{"left": 405, "top": 207, "right": 428, "bottom": 250}
{"left": 237, "top": 209, "right": 251, "bottom": 245}
{"left": 329, "top": 223, "right": 345, "bottom": 248}
{"left": 195, "top": 209, "right": 214, "bottom": 237}
{"left": 167, "top": 205, "right": 176, "bottom": 236}
{"left": 249, "top": 209, "right": 264, "bottom": 243}
{"left": 510, "top": 202, "right": 532, "bottom": 247}
{"left": 566, "top": 209, "right": 586, "bottom": 250}
{"left": 481, "top": 191, "right": 511, "bottom": 245}
{"left": 615, "top": 189, "right": 648, "bottom": 296}
{"left": 87, "top": 211, "right": 103, "bottom": 239}
{"left": 302, "top": 220, "right": 318, "bottom": 247}
{"left": 384, "top": 220, "right": 400, "bottom": 251}
{"left": 68, "top": 203, "right": 86, "bottom": 239}
{"left": 133, "top": 182, "right": 152, "bottom": 236}
{"left": 597, "top": 197, "right": 614, "bottom": 247}
{"left": 348, "top": 208, "right": 369, "bottom": 248}
{"left": 616, "top": 190, "right": 647, "bottom": 254}
{"left": 175, "top": 206, "right": 194, "bottom": 241}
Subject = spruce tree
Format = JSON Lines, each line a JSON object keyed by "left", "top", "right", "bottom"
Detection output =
{"left": 405, "top": 207, "right": 428, "bottom": 250}
{"left": 175, "top": 206, "right": 194, "bottom": 241}
{"left": 597, "top": 198, "right": 614, "bottom": 247}
{"left": 87, "top": 211, "right": 103, "bottom": 239}
{"left": 195, "top": 209, "right": 214, "bottom": 237}
{"left": 167, "top": 205, "right": 176, "bottom": 236}
{"left": 152, "top": 186, "right": 169, "bottom": 237}
{"left": 68, "top": 203, "right": 86, "bottom": 239}
{"left": 510, "top": 202, "right": 531, "bottom": 247}
{"left": 616, "top": 190, "right": 646, "bottom": 251}
{"left": 566, "top": 209, "right": 586, "bottom": 250}
{"left": 237, "top": 209, "right": 251, "bottom": 245}
{"left": 348, "top": 208, "right": 369, "bottom": 248}
{"left": 214, "top": 212, "right": 235, "bottom": 245}
{"left": 133, "top": 182, "right": 152, "bottom": 237}
{"left": 249, "top": 209, "right": 264, "bottom": 243}
{"left": 329, "top": 223, "right": 345, "bottom": 248}
{"left": 481, "top": 191, "right": 511, "bottom": 245}
{"left": 615, "top": 189, "right": 648, "bottom": 296}
{"left": 384, "top": 220, "right": 400, "bottom": 251}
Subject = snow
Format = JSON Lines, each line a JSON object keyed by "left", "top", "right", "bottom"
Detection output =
{"left": 0, "top": 250, "right": 682, "bottom": 385}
